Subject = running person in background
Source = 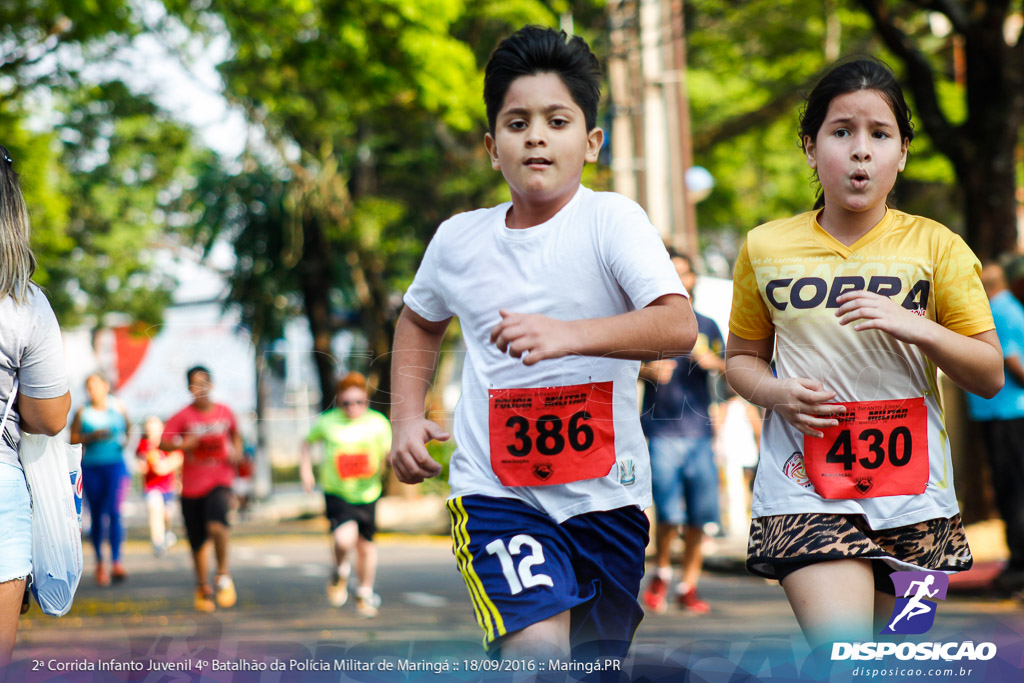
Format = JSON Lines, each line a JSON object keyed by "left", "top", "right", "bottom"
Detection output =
{"left": 390, "top": 26, "right": 696, "bottom": 661}
{"left": 726, "top": 58, "right": 1002, "bottom": 649}
{"left": 71, "top": 373, "right": 130, "bottom": 586}
{"left": 161, "top": 366, "right": 242, "bottom": 613}
{"left": 300, "top": 372, "right": 391, "bottom": 617}
{"left": 640, "top": 252, "right": 725, "bottom": 614}
{"left": 136, "top": 416, "right": 182, "bottom": 557}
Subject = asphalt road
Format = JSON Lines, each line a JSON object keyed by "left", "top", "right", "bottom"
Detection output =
{"left": 9, "top": 523, "right": 1024, "bottom": 683}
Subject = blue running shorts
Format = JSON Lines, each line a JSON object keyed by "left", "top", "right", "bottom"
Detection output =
{"left": 447, "top": 494, "right": 649, "bottom": 658}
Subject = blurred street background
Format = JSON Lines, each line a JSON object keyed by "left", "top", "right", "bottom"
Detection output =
{"left": 4, "top": 1, "right": 1024, "bottom": 680}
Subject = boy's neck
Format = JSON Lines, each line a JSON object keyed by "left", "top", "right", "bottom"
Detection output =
{"left": 192, "top": 399, "right": 215, "bottom": 413}
{"left": 506, "top": 186, "right": 580, "bottom": 229}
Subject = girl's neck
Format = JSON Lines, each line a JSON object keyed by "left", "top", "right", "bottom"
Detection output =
{"left": 817, "top": 203, "right": 888, "bottom": 247}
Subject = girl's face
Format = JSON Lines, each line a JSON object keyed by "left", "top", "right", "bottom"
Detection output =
{"left": 145, "top": 417, "right": 163, "bottom": 442}
{"left": 85, "top": 375, "right": 109, "bottom": 404}
{"left": 804, "top": 89, "right": 908, "bottom": 222}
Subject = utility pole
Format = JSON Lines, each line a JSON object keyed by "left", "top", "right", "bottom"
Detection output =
{"left": 607, "top": 0, "right": 698, "bottom": 253}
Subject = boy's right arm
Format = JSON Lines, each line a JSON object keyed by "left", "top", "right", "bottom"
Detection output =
{"left": 389, "top": 306, "right": 452, "bottom": 484}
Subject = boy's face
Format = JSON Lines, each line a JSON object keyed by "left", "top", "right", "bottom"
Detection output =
{"left": 187, "top": 371, "right": 213, "bottom": 403}
{"left": 485, "top": 72, "right": 603, "bottom": 211}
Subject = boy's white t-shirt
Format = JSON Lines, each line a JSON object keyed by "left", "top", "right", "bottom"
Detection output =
{"left": 404, "top": 185, "right": 688, "bottom": 523}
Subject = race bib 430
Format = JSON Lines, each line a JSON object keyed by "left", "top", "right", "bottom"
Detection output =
{"left": 488, "top": 381, "right": 616, "bottom": 487}
{"left": 803, "top": 398, "right": 928, "bottom": 499}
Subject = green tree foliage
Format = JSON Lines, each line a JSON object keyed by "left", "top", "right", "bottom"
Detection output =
{"left": 1, "top": 1, "right": 212, "bottom": 327}
{"left": 48, "top": 81, "right": 216, "bottom": 327}
{"left": 685, "top": 0, "right": 1021, "bottom": 259}
{"left": 169, "top": 0, "right": 602, "bottom": 407}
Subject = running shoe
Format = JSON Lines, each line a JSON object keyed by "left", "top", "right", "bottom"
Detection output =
{"left": 355, "top": 590, "right": 381, "bottom": 618}
{"left": 215, "top": 574, "right": 237, "bottom": 608}
{"left": 678, "top": 586, "right": 710, "bottom": 614}
{"left": 95, "top": 563, "right": 111, "bottom": 587}
{"left": 641, "top": 576, "right": 669, "bottom": 613}
{"left": 195, "top": 585, "right": 215, "bottom": 613}
{"left": 165, "top": 531, "right": 177, "bottom": 548}
{"left": 327, "top": 577, "right": 349, "bottom": 608}
{"left": 112, "top": 562, "right": 128, "bottom": 583}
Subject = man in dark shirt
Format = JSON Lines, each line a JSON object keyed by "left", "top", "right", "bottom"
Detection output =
{"left": 640, "top": 253, "right": 725, "bottom": 613}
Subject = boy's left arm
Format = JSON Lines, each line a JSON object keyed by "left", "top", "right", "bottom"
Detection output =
{"left": 490, "top": 293, "right": 696, "bottom": 364}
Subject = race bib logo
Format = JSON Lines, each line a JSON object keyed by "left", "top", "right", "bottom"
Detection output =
{"left": 882, "top": 570, "right": 949, "bottom": 635}
{"left": 782, "top": 452, "right": 812, "bottom": 488}
{"left": 619, "top": 458, "right": 636, "bottom": 486}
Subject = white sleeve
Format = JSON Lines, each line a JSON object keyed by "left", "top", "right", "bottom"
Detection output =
{"left": 601, "top": 196, "right": 688, "bottom": 309}
{"left": 19, "top": 287, "right": 70, "bottom": 399}
{"left": 403, "top": 227, "right": 454, "bottom": 322}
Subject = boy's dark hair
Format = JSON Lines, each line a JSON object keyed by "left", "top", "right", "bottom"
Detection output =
{"left": 800, "top": 58, "right": 914, "bottom": 209}
{"left": 186, "top": 365, "right": 212, "bottom": 384}
{"left": 484, "top": 25, "right": 602, "bottom": 133}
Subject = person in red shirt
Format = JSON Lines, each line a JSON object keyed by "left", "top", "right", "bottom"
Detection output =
{"left": 161, "top": 366, "right": 242, "bottom": 612}
{"left": 136, "top": 415, "right": 183, "bottom": 557}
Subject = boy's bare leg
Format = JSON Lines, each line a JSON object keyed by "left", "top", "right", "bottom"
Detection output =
{"left": 147, "top": 493, "right": 166, "bottom": 547}
{"left": 332, "top": 521, "right": 358, "bottom": 570}
{"left": 208, "top": 521, "right": 230, "bottom": 575}
{"left": 192, "top": 542, "right": 210, "bottom": 586}
{"left": 500, "top": 610, "right": 571, "bottom": 660}
{"left": 355, "top": 536, "right": 377, "bottom": 592}
{"left": 680, "top": 525, "right": 704, "bottom": 588}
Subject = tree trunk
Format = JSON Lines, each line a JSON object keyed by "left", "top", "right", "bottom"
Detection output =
{"left": 957, "top": 151, "right": 1019, "bottom": 261}
{"left": 298, "top": 214, "right": 338, "bottom": 412}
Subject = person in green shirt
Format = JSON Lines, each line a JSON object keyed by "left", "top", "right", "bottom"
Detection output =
{"left": 301, "top": 371, "right": 392, "bottom": 617}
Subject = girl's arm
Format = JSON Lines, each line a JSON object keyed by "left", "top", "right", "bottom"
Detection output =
{"left": 725, "top": 333, "right": 845, "bottom": 438}
{"left": 490, "top": 293, "right": 696, "bottom": 364}
{"left": 835, "top": 290, "right": 1003, "bottom": 398}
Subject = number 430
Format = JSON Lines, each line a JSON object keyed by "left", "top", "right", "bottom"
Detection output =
{"left": 485, "top": 535, "right": 554, "bottom": 595}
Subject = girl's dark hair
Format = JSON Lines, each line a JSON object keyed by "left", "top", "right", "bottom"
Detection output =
{"left": 484, "top": 25, "right": 602, "bottom": 133}
{"left": 800, "top": 59, "right": 914, "bottom": 209}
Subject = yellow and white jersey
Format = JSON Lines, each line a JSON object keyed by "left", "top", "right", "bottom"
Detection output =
{"left": 730, "top": 208, "right": 993, "bottom": 529}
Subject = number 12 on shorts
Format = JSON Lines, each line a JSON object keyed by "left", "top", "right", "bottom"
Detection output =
{"left": 486, "top": 535, "right": 554, "bottom": 595}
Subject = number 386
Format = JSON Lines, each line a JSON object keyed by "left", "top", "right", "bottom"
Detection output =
{"left": 505, "top": 411, "right": 594, "bottom": 457}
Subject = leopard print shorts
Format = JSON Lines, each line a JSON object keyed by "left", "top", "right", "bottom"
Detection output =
{"left": 747, "top": 513, "right": 973, "bottom": 580}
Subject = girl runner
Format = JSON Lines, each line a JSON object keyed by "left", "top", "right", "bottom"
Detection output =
{"left": 726, "top": 58, "right": 1003, "bottom": 648}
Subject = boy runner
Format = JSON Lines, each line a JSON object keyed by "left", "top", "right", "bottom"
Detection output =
{"left": 161, "top": 366, "right": 242, "bottom": 612}
{"left": 389, "top": 26, "right": 697, "bottom": 660}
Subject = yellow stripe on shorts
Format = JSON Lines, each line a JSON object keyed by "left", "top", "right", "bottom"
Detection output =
{"left": 447, "top": 497, "right": 506, "bottom": 646}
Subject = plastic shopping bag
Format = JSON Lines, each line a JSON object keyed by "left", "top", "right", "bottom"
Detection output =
{"left": 20, "top": 432, "right": 84, "bottom": 617}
